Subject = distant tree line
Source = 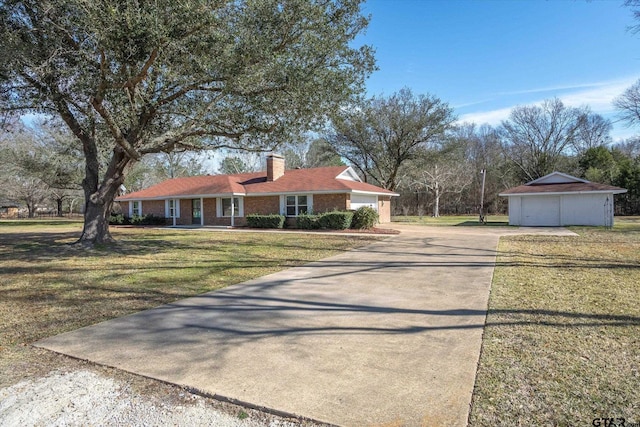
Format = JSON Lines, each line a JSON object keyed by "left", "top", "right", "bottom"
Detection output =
{"left": 323, "top": 89, "right": 640, "bottom": 217}
{"left": 1, "top": 0, "right": 639, "bottom": 240}
{"left": 3, "top": 88, "right": 640, "bottom": 218}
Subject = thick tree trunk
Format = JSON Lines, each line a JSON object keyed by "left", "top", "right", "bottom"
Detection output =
{"left": 56, "top": 198, "right": 63, "bottom": 217}
{"left": 79, "top": 197, "right": 115, "bottom": 245}
{"left": 76, "top": 146, "right": 130, "bottom": 247}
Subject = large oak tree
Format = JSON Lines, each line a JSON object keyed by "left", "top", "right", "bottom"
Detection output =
{"left": 0, "top": 0, "right": 374, "bottom": 245}
{"left": 326, "top": 88, "right": 455, "bottom": 191}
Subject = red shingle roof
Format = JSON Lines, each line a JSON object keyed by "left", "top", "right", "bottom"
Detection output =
{"left": 117, "top": 166, "right": 397, "bottom": 201}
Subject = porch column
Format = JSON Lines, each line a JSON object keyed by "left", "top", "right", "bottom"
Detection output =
{"left": 200, "top": 197, "right": 204, "bottom": 226}
{"left": 172, "top": 199, "right": 177, "bottom": 227}
{"left": 231, "top": 198, "right": 235, "bottom": 227}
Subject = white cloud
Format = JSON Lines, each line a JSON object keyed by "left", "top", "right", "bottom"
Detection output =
{"left": 458, "top": 107, "right": 513, "bottom": 126}
{"left": 495, "top": 81, "right": 612, "bottom": 97}
{"left": 456, "top": 75, "right": 640, "bottom": 139}
{"left": 559, "top": 77, "right": 637, "bottom": 112}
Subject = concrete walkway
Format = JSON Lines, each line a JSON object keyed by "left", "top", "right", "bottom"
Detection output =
{"left": 36, "top": 225, "right": 576, "bottom": 427}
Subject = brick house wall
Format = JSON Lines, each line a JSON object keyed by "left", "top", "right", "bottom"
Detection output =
{"left": 378, "top": 196, "right": 391, "bottom": 223}
{"left": 175, "top": 199, "right": 193, "bottom": 225}
{"left": 202, "top": 198, "right": 217, "bottom": 225}
{"left": 244, "top": 196, "right": 280, "bottom": 215}
{"left": 124, "top": 192, "right": 393, "bottom": 227}
{"left": 313, "top": 193, "right": 348, "bottom": 213}
{"left": 141, "top": 200, "right": 165, "bottom": 217}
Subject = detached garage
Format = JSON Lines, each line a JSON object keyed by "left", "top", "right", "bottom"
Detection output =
{"left": 499, "top": 172, "right": 627, "bottom": 227}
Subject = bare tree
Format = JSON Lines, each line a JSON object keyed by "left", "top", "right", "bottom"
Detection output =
{"left": 501, "top": 98, "right": 584, "bottom": 181}
{"left": 574, "top": 112, "right": 612, "bottom": 153}
{"left": 613, "top": 137, "right": 640, "bottom": 158}
{"left": 614, "top": 79, "right": 640, "bottom": 128}
{"left": 413, "top": 162, "right": 472, "bottom": 217}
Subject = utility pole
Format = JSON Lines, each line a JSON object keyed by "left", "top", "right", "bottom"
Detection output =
{"left": 479, "top": 169, "right": 486, "bottom": 224}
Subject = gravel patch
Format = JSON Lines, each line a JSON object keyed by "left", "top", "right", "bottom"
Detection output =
{"left": 0, "top": 370, "right": 305, "bottom": 427}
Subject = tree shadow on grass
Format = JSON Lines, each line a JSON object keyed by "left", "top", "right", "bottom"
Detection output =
{"left": 34, "top": 286, "right": 640, "bottom": 357}
{"left": 0, "top": 228, "right": 370, "bottom": 263}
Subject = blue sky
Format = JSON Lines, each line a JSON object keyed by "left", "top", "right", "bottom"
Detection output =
{"left": 356, "top": 0, "right": 640, "bottom": 141}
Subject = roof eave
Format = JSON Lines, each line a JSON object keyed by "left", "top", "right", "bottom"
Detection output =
{"left": 499, "top": 189, "right": 627, "bottom": 197}
{"left": 116, "top": 192, "right": 246, "bottom": 201}
{"left": 117, "top": 189, "right": 398, "bottom": 200}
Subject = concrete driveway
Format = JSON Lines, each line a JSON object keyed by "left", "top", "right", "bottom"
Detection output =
{"left": 36, "top": 225, "right": 575, "bottom": 426}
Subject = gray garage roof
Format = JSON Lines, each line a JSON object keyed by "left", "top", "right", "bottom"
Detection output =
{"left": 499, "top": 172, "right": 627, "bottom": 196}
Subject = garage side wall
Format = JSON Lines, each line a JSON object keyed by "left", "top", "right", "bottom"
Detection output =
{"left": 560, "top": 193, "right": 609, "bottom": 226}
{"left": 508, "top": 196, "right": 522, "bottom": 226}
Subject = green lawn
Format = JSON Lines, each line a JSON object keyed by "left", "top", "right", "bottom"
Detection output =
{"left": 469, "top": 217, "right": 640, "bottom": 426}
{"left": 392, "top": 214, "right": 509, "bottom": 226}
{"left": 0, "top": 221, "right": 381, "bottom": 388}
{"left": 3, "top": 218, "right": 639, "bottom": 425}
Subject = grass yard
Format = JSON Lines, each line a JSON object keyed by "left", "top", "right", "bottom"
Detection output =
{"left": 469, "top": 217, "right": 640, "bottom": 426}
{"left": 0, "top": 221, "right": 381, "bottom": 390}
{"left": 392, "top": 214, "right": 509, "bottom": 226}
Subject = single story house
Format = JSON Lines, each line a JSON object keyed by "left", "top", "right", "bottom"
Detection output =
{"left": 0, "top": 201, "right": 19, "bottom": 219}
{"left": 499, "top": 172, "right": 627, "bottom": 227}
{"left": 116, "top": 154, "right": 398, "bottom": 226}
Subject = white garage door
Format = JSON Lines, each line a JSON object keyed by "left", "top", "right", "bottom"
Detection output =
{"left": 351, "top": 194, "right": 378, "bottom": 211}
{"left": 521, "top": 196, "right": 560, "bottom": 226}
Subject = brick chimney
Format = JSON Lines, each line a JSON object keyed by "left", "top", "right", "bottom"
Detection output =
{"left": 266, "top": 153, "right": 285, "bottom": 181}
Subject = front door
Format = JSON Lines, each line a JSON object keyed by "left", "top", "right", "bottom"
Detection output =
{"left": 192, "top": 199, "right": 201, "bottom": 224}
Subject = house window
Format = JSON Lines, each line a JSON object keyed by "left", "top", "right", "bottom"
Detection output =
{"left": 132, "top": 201, "right": 141, "bottom": 216}
{"left": 286, "top": 195, "right": 309, "bottom": 216}
{"left": 218, "top": 197, "right": 243, "bottom": 217}
{"left": 168, "top": 199, "right": 177, "bottom": 217}
{"left": 221, "top": 197, "right": 241, "bottom": 217}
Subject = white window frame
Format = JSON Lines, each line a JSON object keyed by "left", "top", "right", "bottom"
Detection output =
{"left": 217, "top": 197, "right": 244, "bottom": 217}
{"left": 165, "top": 199, "right": 180, "bottom": 218}
{"left": 281, "top": 194, "right": 313, "bottom": 217}
{"left": 350, "top": 194, "right": 379, "bottom": 211}
{"left": 130, "top": 200, "right": 141, "bottom": 217}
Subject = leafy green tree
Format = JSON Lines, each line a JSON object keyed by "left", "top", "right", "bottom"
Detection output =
{"left": 281, "top": 137, "right": 344, "bottom": 169}
{"left": 614, "top": 157, "right": 640, "bottom": 215}
{"left": 327, "top": 88, "right": 455, "bottom": 190}
{"left": 0, "top": 0, "right": 374, "bottom": 245}
{"left": 613, "top": 138, "right": 640, "bottom": 159}
{"left": 282, "top": 147, "right": 306, "bottom": 169}
{"left": 218, "top": 155, "right": 256, "bottom": 175}
{"left": 0, "top": 121, "right": 83, "bottom": 216}
{"left": 578, "top": 145, "right": 640, "bottom": 214}
{"left": 1, "top": 129, "right": 51, "bottom": 217}
{"left": 124, "top": 151, "right": 211, "bottom": 192}
{"left": 578, "top": 146, "right": 619, "bottom": 184}
{"left": 305, "top": 138, "right": 344, "bottom": 167}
